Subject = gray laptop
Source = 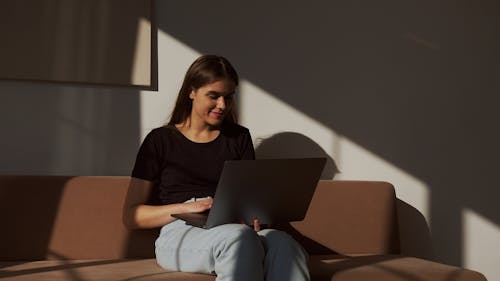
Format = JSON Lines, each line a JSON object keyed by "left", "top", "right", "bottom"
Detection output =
{"left": 172, "top": 158, "right": 326, "bottom": 229}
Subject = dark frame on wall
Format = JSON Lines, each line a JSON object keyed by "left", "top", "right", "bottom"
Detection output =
{"left": 0, "top": 0, "right": 156, "bottom": 89}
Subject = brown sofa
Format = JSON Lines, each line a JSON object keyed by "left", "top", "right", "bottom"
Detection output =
{"left": 0, "top": 176, "right": 486, "bottom": 281}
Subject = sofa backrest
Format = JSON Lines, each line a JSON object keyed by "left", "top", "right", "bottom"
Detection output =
{"left": 0, "top": 176, "right": 400, "bottom": 260}
{"left": 0, "top": 176, "right": 158, "bottom": 260}
{"left": 287, "top": 180, "right": 400, "bottom": 255}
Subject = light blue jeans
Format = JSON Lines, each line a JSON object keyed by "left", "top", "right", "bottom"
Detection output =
{"left": 155, "top": 219, "right": 310, "bottom": 281}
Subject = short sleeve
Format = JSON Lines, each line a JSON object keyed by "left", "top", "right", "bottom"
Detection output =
{"left": 131, "top": 130, "right": 163, "bottom": 182}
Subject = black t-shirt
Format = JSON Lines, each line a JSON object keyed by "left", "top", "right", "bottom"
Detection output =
{"left": 131, "top": 123, "right": 255, "bottom": 204}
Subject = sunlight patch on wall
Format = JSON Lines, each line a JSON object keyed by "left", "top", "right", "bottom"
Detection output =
{"left": 239, "top": 79, "right": 429, "bottom": 218}
{"left": 139, "top": 29, "right": 494, "bottom": 281}
{"left": 337, "top": 137, "right": 430, "bottom": 218}
{"left": 142, "top": 29, "right": 430, "bottom": 219}
{"left": 239, "top": 80, "right": 338, "bottom": 155}
{"left": 138, "top": 30, "right": 200, "bottom": 142}
{"left": 132, "top": 17, "right": 152, "bottom": 86}
{"left": 463, "top": 208, "right": 499, "bottom": 281}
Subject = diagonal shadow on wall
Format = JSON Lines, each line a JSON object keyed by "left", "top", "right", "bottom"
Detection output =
{"left": 154, "top": 0, "right": 500, "bottom": 267}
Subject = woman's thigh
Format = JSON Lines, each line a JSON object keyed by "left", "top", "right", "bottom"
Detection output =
{"left": 155, "top": 221, "right": 261, "bottom": 274}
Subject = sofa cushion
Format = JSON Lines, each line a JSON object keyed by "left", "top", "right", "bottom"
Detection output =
{"left": 0, "top": 259, "right": 215, "bottom": 281}
{"left": 309, "top": 255, "right": 487, "bottom": 281}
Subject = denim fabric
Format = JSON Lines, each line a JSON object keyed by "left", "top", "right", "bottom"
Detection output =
{"left": 155, "top": 219, "right": 310, "bottom": 281}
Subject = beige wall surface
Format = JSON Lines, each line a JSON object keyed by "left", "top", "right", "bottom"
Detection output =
{"left": 0, "top": 0, "right": 152, "bottom": 87}
{"left": 0, "top": 1, "right": 499, "bottom": 280}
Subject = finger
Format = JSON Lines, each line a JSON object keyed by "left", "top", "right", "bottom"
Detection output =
{"left": 204, "top": 198, "right": 213, "bottom": 207}
{"left": 253, "top": 218, "right": 261, "bottom": 232}
{"left": 202, "top": 201, "right": 212, "bottom": 211}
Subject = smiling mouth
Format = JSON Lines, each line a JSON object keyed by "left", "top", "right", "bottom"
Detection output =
{"left": 210, "top": 111, "right": 224, "bottom": 118}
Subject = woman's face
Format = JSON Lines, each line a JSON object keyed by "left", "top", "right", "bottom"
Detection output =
{"left": 189, "top": 79, "right": 236, "bottom": 127}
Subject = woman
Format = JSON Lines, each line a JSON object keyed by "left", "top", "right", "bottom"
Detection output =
{"left": 123, "top": 55, "right": 310, "bottom": 281}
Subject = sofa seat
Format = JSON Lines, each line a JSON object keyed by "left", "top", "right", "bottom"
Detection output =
{"left": 309, "top": 254, "right": 486, "bottom": 281}
{"left": 0, "top": 259, "right": 214, "bottom": 281}
{"left": 1, "top": 255, "right": 485, "bottom": 281}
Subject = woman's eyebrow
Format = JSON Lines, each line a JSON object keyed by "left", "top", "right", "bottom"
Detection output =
{"left": 207, "top": 90, "right": 234, "bottom": 96}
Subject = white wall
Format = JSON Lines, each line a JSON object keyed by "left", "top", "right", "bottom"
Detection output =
{"left": 139, "top": 3, "right": 499, "bottom": 276}
{"left": 0, "top": 1, "right": 498, "bottom": 280}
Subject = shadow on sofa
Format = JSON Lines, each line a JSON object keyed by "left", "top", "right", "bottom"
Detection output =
{"left": 0, "top": 176, "right": 69, "bottom": 260}
{"left": 397, "top": 199, "right": 434, "bottom": 260}
{"left": 0, "top": 176, "right": 486, "bottom": 281}
{"left": 0, "top": 176, "right": 158, "bottom": 262}
{"left": 0, "top": 256, "right": 126, "bottom": 279}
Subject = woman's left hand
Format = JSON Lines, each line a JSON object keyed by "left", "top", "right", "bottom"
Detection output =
{"left": 240, "top": 218, "right": 261, "bottom": 232}
{"left": 251, "top": 218, "right": 261, "bottom": 232}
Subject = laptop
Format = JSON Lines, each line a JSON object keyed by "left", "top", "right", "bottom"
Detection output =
{"left": 171, "top": 158, "right": 326, "bottom": 229}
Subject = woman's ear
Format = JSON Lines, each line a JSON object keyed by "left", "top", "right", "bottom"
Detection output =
{"left": 189, "top": 89, "right": 196, "bottom": 100}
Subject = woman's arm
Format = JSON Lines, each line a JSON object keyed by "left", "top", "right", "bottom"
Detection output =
{"left": 122, "top": 177, "right": 213, "bottom": 229}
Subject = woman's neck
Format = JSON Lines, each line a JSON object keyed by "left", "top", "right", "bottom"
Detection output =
{"left": 175, "top": 118, "right": 221, "bottom": 143}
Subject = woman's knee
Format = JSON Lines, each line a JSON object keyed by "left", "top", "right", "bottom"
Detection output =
{"left": 214, "top": 224, "right": 264, "bottom": 257}
{"left": 221, "top": 224, "right": 261, "bottom": 244}
{"left": 259, "top": 229, "right": 307, "bottom": 257}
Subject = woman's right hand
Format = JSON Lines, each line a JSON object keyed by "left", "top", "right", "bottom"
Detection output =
{"left": 123, "top": 178, "right": 213, "bottom": 229}
{"left": 183, "top": 197, "right": 213, "bottom": 213}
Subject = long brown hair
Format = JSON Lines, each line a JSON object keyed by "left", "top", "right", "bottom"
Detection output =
{"left": 168, "top": 55, "right": 239, "bottom": 126}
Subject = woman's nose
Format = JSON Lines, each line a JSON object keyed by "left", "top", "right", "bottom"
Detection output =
{"left": 216, "top": 96, "right": 226, "bottom": 109}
